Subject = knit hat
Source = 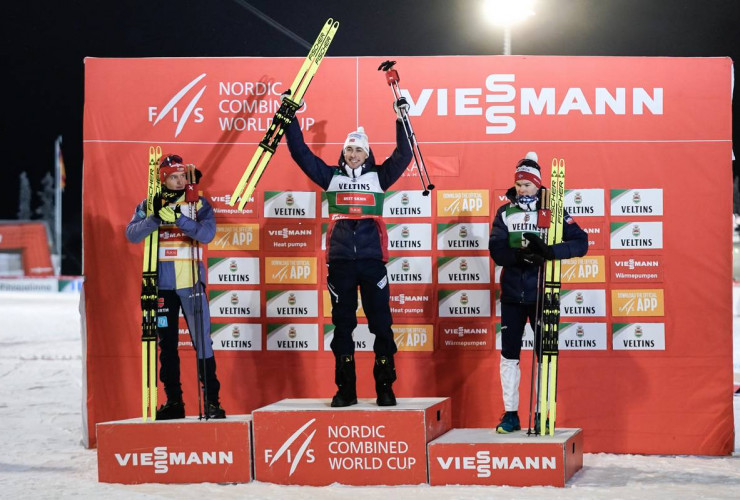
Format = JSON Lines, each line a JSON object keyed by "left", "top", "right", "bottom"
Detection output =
{"left": 343, "top": 127, "right": 370, "bottom": 156}
{"left": 514, "top": 151, "right": 541, "bottom": 188}
{"left": 159, "top": 153, "right": 187, "bottom": 183}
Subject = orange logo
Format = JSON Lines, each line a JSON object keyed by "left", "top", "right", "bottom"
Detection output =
{"left": 437, "top": 190, "right": 489, "bottom": 217}
{"left": 611, "top": 289, "right": 664, "bottom": 316}
{"left": 561, "top": 256, "right": 606, "bottom": 283}
{"left": 209, "top": 224, "right": 259, "bottom": 251}
{"left": 265, "top": 258, "right": 317, "bottom": 284}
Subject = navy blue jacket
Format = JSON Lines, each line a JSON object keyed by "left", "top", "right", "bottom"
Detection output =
{"left": 489, "top": 189, "right": 588, "bottom": 304}
{"left": 285, "top": 119, "right": 412, "bottom": 262}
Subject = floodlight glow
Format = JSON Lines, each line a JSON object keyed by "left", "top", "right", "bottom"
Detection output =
{"left": 482, "top": 0, "right": 536, "bottom": 27}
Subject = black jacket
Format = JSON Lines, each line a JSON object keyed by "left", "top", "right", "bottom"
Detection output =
{"left": 285, "top": 119, "right": 412, "bottom": 262}
{"left": 489, "top": 188, "right": 589, "bottom": 303}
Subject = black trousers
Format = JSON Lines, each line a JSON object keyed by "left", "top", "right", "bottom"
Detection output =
{"left": 327, "top": 259, "right": 397, "bottom": 357}
{"left": 500, "top": 302, "right": 542, "bottom": 361}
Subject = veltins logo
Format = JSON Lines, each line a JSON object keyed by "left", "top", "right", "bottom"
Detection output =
{"left": 148, "top": 74, "right": 207, "bottom": 137}
{"left": 264, "top": 419, "right": 317, "bottom": 476}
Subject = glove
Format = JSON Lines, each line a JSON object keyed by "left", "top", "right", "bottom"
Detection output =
{"left": 515, "top": 248, "right": 544, "bottom": 267}
{"left": 280, "top": 90, "right": 305, "bottom": 109}
{"left": 393, "top": 97, "right": 410, "bottom": 120}
{"left": 523, "top": 233, "right": 555, "bottom": 260}
{"left": 158, "top": 206, "right": 180, "bottom": 224}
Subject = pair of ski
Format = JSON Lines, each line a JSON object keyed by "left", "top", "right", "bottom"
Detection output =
{"left": 141, "top": 147, "right": 206, "bottom": 421}
{"left": 141, "top": 146, "right": 161, "bottom": 421}
{"left": 528, "top": 158, "right": 565, "bottom": 436}
{"left": 229, "top": 18, "right": 339, "bottom": 210}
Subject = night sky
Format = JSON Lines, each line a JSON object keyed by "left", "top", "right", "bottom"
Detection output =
{"left": 4, "top": 0, "right": 739, "bottom": 274}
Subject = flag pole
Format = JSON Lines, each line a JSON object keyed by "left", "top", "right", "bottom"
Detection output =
{"left": 54, "top": 135, "right": 63, "bottom": 275}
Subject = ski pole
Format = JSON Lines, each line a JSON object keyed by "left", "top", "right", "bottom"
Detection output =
{"left": 186, "top": 165, "right": 207, "bottom": 419}
{"left": 378, "top": 60, "right": 435, "bottom": 196}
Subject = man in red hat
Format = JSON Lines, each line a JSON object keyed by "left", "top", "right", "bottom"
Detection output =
{"left": 126, "top": 153, "right": 226, "bottom": 420}
{"left": 488, "top": 152, "right": 588, "bottom": 433}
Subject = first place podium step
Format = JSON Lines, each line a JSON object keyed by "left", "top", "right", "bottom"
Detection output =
{"left": 252, "top": 397, "right": 451, "bottom": 486}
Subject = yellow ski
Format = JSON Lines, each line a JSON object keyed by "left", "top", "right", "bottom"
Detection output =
{"left": 141, "top": 146, "right": 161, "bottom": 420}
{"left": 230, "top": 18, "right": 339, "bottom": 210}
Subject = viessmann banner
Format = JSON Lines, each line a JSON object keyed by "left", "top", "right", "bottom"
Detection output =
{"left": 83, "top": 55, "right": 733, "bottom": 454}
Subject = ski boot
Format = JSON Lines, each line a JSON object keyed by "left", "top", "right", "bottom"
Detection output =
{"left": 331, "top": 354, "right": 357, "bottom": 407}
{"left": 156, "top": 400, "right": 185, "bottom": 420}
{"left": 496, "top": 411, "right": 521, "bottom": 433}
{"left": 205, "top": 401, "right": 226, "bottom": 419}
{"left": 373, "top": 355, "right": 397, "bottom": 406}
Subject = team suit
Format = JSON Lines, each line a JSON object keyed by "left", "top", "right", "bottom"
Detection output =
{"left": 488, "top": 156, "right": 588, "bottom": 432}
{"left": 125, "top": 158, "right": 224, "bottom": 419}
{"left": 285, "top": 118, "right": 412, "bottom": 406}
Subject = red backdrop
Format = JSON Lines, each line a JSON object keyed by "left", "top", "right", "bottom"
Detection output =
{"left": 83, "top": 55, "right": 734, "bottom": 453}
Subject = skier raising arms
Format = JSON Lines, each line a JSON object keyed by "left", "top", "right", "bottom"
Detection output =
{"left": 488, "top": 152, "right": 588, "bottom": 433}
{"left": 284, "top": 98, "right": 412, "bottom": 407}
{"left": 126, "top": 154, "right": 226, "bottom": 420}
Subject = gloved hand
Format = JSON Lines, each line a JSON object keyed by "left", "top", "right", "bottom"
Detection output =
{"left": 515, "top": 248, "right": 544, "bottom": 267}
{"left": 158, "top": 206, "right": 180, "bottom": 224}
{"left": 523, "top": 233, "right": 555, "bottom": 260}
{"left": 393, "top": 97, "right": 410, "bottom": 120}
{"left": 280, "top": 90, "right": 305, "bottom": 109}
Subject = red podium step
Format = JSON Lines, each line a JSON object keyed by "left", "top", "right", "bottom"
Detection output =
{"left": 252, "top": 398, "right": 451, "bottom": 486}
{"left": 428, "top": 428, "right": 583, "bottom": 487}
{"left": 96, "top": 416, "right": 252, "bottom": 484}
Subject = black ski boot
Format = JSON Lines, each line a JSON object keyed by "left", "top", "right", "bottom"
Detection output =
{"left": 156, "top": 400, "right": 185, "bottom": 420}
{"left": 373, "top": 355, "right": 397, "bottom": 406}
{"left": 331, "top": 354, "right": 357, "bottom": 407}
{"left": 205, "top": 401, "right": 226, "bottom": 419}
{"left": 201, "top": 357, "right": 226, "bottom": 419}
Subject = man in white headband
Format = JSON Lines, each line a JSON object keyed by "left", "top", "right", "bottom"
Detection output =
{"left": 285, "top": 97, "right": 411, "bottom": 408}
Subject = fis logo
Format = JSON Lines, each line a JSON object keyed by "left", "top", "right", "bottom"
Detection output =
{"left": 263, "top": 418, "right": 317, "bottom": 476}
{"left": 148, "top": 74, "right": 207, "bottom": 137}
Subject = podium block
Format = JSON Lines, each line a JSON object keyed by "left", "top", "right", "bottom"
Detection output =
{"left": 428, "top": 428, "right": 583, "bottom": 487}
{"left": 96, "top": 416, "right": 252, "bottom": 484}
{"left": 252, "top": 398, "right": 451, "bottom": 486}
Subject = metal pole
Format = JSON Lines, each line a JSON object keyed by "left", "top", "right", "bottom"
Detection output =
{"left": 54, "top": 136, "right": 62, "bottom": 275}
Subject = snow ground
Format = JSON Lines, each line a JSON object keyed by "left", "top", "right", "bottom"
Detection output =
{"left": 0, "top": 291, "right": 738, "bottom": 499}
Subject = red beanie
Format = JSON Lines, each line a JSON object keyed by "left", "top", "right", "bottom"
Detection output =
{"left": 514, "top": 152, "right": 541, "bottom": 188}
{"left": 159, "top": 153, "right": 186, "bottom": 183}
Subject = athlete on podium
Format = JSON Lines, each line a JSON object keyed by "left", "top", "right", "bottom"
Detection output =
{"left": 488, "top": 152, "right": 587, "bottom": 433}
{"left": 284, "top": 98, "right": 412, "bottom": 407}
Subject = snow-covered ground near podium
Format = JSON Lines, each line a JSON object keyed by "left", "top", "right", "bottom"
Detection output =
{"left": 0, "top": 291, "right": 738, "bottom": 499}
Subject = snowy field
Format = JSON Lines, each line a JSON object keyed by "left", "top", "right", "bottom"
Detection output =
{"left": 0, "top": 291, "right": 738, "bottom": 499}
